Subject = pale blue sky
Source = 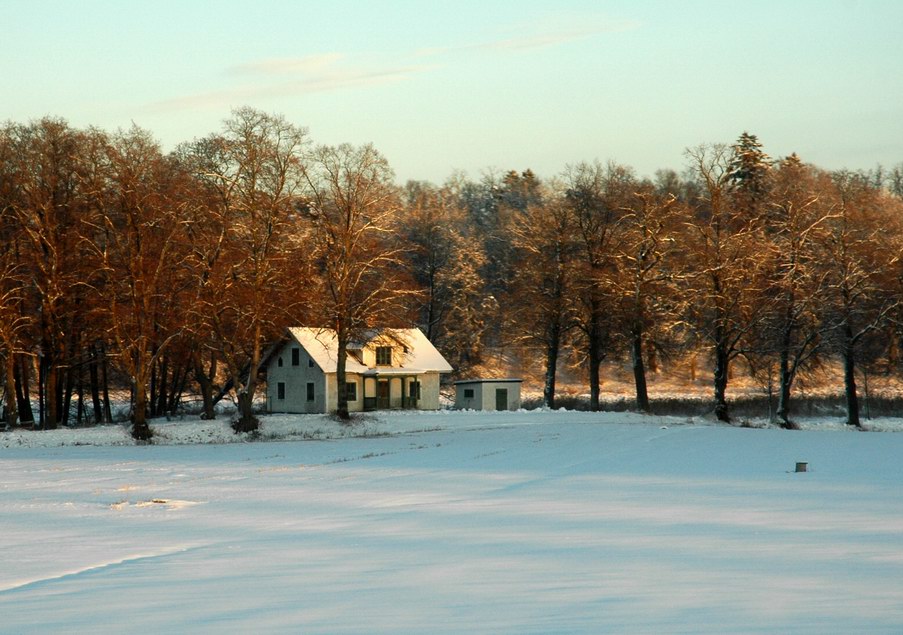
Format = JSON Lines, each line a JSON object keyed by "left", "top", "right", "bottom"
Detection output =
{"left": 2, "top": 1, "right": 901, "bottom": 183}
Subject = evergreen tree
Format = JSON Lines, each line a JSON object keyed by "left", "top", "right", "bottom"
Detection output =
{"left": 728, "top": 132, "right": 772, "bottom": 218}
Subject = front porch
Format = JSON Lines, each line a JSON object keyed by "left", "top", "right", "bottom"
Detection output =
{"left": 361, "top": 374, "right": 422, "bottom": 411}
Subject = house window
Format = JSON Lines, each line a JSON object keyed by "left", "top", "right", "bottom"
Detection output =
{"left": 277, "top": 382, "right": 285, "bottom": 400}
{"left": 292, "top": 348, "right": 300, "bottom": 366}
{"left": 464, "top": 388, "right": 474, "bottom": 399}
{"left": 376, "top": 346, "right": 392, "bottom": 366}
{"left": 409, "top": 381, "right": 421, "bottom": 399}
{"left": 306, "top": 382, "right": 315, "bottom": 401}
{"left": 277, "top": 357, "right": 283, "bottom": 367}
{"left": 346, "top": 381, "right": 357, "bottom": 402}
{"left": 308, "top": 357, "right": 314, "bottom": 368}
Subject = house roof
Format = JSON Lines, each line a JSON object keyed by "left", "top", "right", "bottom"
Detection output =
{"left": 286, "top": 327, "right": 453, "bottom": 374}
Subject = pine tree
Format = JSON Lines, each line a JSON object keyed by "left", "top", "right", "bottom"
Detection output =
{"left": 728, "top": 132, "right": 772, "bottom": 218}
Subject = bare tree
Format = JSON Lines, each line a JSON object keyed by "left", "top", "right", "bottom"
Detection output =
{"left": 820, "top": 171, "right": 901, "bottom": 427}
{"left": 506, "top": 180, "right": 576, "bottom": 408}
{"left": 401, "top": 180, "right": 460, "bottom": 342}
{"left": 88, "top": 127, "right": 195, "bottom": 440}
{"left": 0, "top": 119, "right": 102, "bottom": 429}
{"left": 683, "top": 144, "right": 771, "bottom": 422}
{"left": 303, "top": 143, "right": 415, "bottom": 419}
{"left": 757, "top": 155, "right": 836, "bottom": 426}
{"left": 0, "top": 255, "right": 29, "bottom": 427}
{"left": 564, "top": 162, "right": 631, "bottom": 411}
{"left": 183, "top": 108, "right": 311, "bottom": 432}
{"left": 615, "top": 187, "right": 682, "bottom": 413}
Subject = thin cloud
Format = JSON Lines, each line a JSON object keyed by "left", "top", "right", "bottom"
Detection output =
{"left": 228, "top": 54, "right": 345, "bottom": 77}
{"left": 146, "top": 54, "right": 433, "bottom": 112}
{"left": 417, "top": 16, "right": 640, "bottom": 57}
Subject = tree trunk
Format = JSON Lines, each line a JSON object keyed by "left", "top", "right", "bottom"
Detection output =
{"left": 543, "top": 321, "right": 561, "bottom": 409}
{"left": 232, "top": 325, "right": 261, "bottom": 433}
{"left": 843, "top": 324, "right": 861, "bottom": 428}
{"left": 777, "top": 355, "right": 795, "bottom": 428}
{"left": 194, "top": 350, "right": 216, "bottom": 420}
{"left": 44, "top": 341, "right": 62, "bottom": 429}
{"left": 89, "top": 344, "right": 103, "bottom": 424}
{"left": 776, "top": 321, "right": 794, "bottom": 427}
{"left": 38, "top": 355, "right": 46, "bottom": 429}
{"left": 5, "top": 353, "right": 18, "bottom": 428}
{"left": 76, "top": 376, "right": 84, "bottom": 426}
{"left": 155, "top": 357, "right": 169, "bottom": 417}
{"left": 62, "top": 364, "right": 75, "bottom": 427}
{"left": 233, "top": 390, "right": 257, "bottom": 433}
{"left": 587, "top": 303, "right": 604, "bottom": 412}
{"left": 631, "top": 325, "right": 650, "bottom": 413}
{"left": 168, "top": 363, "right": 188, "bottom": 416}
{"left": 335, "top": 323, "right": 350, "bottom": 420}
{"left": 131, "top": 380, "right": 152, "bottom": 441}
{"left": 149, "top": 356, "right": 159, "bottom": 418}
{"left": 712, "top": 341, "right": 730, "bottom": 422}
{"left": 101, "top": 346, "right": 113, "bottom": 423}
{"left": 15, "top": 356, "right": 34, "bottom": 424}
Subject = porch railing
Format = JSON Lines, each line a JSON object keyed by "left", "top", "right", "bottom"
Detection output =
{"left": 362, "top": 396, "right": 419, "bottom": 411}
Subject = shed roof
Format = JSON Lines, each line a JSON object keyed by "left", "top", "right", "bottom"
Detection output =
{"left": 454, "top": 378, "right": 523, "bottom": 385}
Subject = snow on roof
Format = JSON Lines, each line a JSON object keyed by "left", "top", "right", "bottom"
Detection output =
{"left": 286, "top": 327, "right": 453, "bottom": 374}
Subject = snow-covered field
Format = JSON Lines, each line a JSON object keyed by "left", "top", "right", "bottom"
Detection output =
{"left": 3, "top": 410, "right": 903, "bottom": 633}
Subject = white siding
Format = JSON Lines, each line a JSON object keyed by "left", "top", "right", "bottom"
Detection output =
{"left": 325, "top": 374, "right": 365, "bottom": 413}
{"left": 455, "top": 382, "right": 483, "bottom": 410}
{"left": 267, "top": 334, "right": 448, "bottom": 414}
{"left": 266, "top": 345, "right": 327, "bottom": 413}
{"left": 455, "top": 380, "right": 521, "bottom": 411}
{"left": 417, "top": 373, "right": 441, "bottom": 410}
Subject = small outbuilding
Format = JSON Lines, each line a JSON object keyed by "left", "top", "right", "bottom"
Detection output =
{"left": 454, "top": 378, "right": 522, "bottom": 411}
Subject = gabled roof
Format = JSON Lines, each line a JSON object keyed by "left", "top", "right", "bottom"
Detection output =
{"left": 285, "top": 327, "right": 453, "bottom": 374}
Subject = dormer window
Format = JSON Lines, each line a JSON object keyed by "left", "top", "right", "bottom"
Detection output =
{"left": 376, "top": 346, "right": 392, "bottom": 366}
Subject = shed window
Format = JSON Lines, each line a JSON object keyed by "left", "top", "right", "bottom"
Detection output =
{"left": 376, "top": 346, "right": 392, "bottom": 366}
{"left": 463, "top": 388, "right": 474, "bottom": 399}
{"left": 306, "top": 382, "right": 315, "bottom": 401}
{"left": 277, "top": 382, "right": 285, "bottom": 400}
{"left": 291, "top": 348, "right": 300, "bottom": 366}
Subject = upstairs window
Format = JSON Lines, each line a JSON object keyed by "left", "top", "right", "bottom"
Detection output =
{"left": 291, "top": 348, "right": 300, "bottom": 366}
{"left": 277, "top": 357, "right": 283, "bottom": 367}
{"left": 376, "top": 346, "right": 392, "bottom": 366}
{"left": 308, "top": 357, "right": 314, "bottom": 368}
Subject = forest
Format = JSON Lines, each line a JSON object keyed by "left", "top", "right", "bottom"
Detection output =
{"left": 2, "top": 107, "right": 903, "bottom": 439}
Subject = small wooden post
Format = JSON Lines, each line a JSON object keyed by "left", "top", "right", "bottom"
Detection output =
{"left": 795, "top": 462, "right": 808, "bottom": 473}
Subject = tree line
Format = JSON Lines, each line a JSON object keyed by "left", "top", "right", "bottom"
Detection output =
{"left": 2, "top": 110, "right": 902, "bottom": 439}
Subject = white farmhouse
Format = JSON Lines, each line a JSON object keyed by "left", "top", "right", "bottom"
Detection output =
{"left": 265, "top": 327, "right": 452, "bottom": 414}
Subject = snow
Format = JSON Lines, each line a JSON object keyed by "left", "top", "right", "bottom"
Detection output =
{"left": 3, "top": 410, "right": 903, "bottom": 633}
{"left": 287, "top": 327, "right": 453, "bottom": 373}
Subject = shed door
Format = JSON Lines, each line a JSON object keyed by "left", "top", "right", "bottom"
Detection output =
{"left": 495, "top": 388, "right": 508, "bottom": 411}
